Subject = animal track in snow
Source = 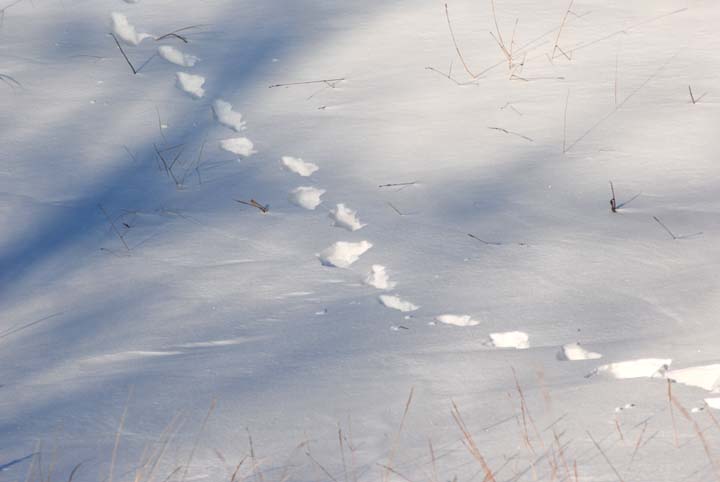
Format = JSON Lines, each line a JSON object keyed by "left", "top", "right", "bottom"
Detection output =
{"left": 365, "top": 265, "right": 396, "bottom": 290}
{"left": 289, "top": 186, "right": 325, "bottom": 210}
{"left": 435, "top": 314, "right": 480, "bottom": 327}
{"left": 212, "top": 99, "right": 246, "bottom": 132}
{"left": 586, "top": 358, "right": 671, "bottom": 379}
{"left": 614, "top": 403, "right": 636, "bottom": 413}
{"left": 489, "top": 331, "right": 529, "bottom": 349}
{"left": 111, "top": 13, "right": 152, "bottom": 45}
{"left": 379, "top": 295, "right": 418, "bottom": 312}
{"left": 318, "top": 241, "right": 372, "bottom": 268}
{"left": 666, "top": 364, "right": 720, "bottom": 392}
{"left": 556, "top": 342, "right": 602, "bottom": 361}
{"left": 220, "top": 137, "right": 255, "bottom": 157}
{"left": 329, "top": 204, "right": 365, "bottom": 231}
{"left": 158, "top": 46, "right": 199, "bottom": 67}
{"left": 282, "top": 156, "right": 318, "bottom": 177}
{"left": 176, "top": 72, "right": 205, "bottom": 98}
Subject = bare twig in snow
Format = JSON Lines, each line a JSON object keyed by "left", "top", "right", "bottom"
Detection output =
{"left": 109, "top": 33, "right": 137, "bottom": 75}
{"left": 269, "top": 78, "right": 345, "bottom": 89}
{"left": 488, "top": 126, "right": 533, "bottom": 142}
{"left": 235, "top": 199, "right": 269, "bottom": 213}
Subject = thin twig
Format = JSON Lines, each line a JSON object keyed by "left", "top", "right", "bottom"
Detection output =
{"left": 0, "top": 312, "right": 63, "bottom": 341}
{"left": 587, "top": 431, "right": 625, "bottom": 482}
{"left": 235, "top": 199, "right": 269, "bottom": 213}
{"left": 269, "top": 78, "right": 345, "bottom": 89}
{"left": 378, "top": 181, "right": 417, "bottom": 188}
{"left": 155, "top": 25, "right": 205, "bottom": 43}
{"left": 488, "top": 126, "right": 533, "bottom": 142}
{"left": 99, "top": 204, "right": 130, "bottom": 251}
{"left": 552, "top": 1, "right": 575, "bottom": 60}
{"left": 180, "top": 399, "right": 217, "bottom": 482}
{"left": 468, "top": 234, "right": 502, "bottom": 246}
{"left": 109, "top": 33, "right": 137, "bottom": 75}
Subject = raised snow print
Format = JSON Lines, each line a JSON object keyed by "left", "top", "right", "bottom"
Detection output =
{"left": 318, "top": 241, "right": 372, "bottom": 268}
{"left": 281, "top": 156, "right": 319, "bottom": 177}
{"left": 213, "top": 99, "right": 246, "bottom": 132}
{"left": 175, "top": 72, "right": 205, "bottom": 98}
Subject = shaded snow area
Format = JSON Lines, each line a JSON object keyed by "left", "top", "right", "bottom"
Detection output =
{"left": 1, "top": 1, "right": 720, "bottom": 482}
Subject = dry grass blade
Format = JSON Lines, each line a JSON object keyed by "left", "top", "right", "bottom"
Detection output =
{"left": 488, "top": 126, "right": 533, "bottom": 142}
{"left": 155, "top": 25, "right": 204, "bottom": 43}
{"left": 180, "top": 399, "right": 217, "bottom": 482}
{"left": 586, "top": 431, "right": 625, "bottom": 482}
{"left": 110, "top": 388, "right": 134, "bottom": 482}
{"left": 235, "top": 199, "right": 269, "bottom": 213}
{"left": 230, "top": 456, "right": 247, "bottom": 482}
{"left": 670, "top": 391, "right": 720, "bottom": 481}
{"left": 383, "top": 387, "right": 415, "bottom": 482}
{"left": 444, "top": 3, "right": 482, "bottom": 79}
{"left": 67, "top": 462, "right": 84, "bottom": 482}
{"left": 551, "top": 1, "right": 574, "bottom": 60}
{"left": 110, "top": 33, "right": 137, "bottom": 75}
{"left": 450, "top": 401, "right": 496, "bottom": 482}
{"left": 0, "top": 72, "right": 22, "bottom": 89}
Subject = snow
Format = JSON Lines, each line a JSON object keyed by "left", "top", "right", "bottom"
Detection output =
{"left": 328, "top": 203, "right": 364, "bottom": 231}
{"left": 175, "top": 72, "right": 206, "bottom": 98}
{"left": 318, "top": 241, "right": 372, "bottom": 268}
{"left": 212, "top": 99, "right": 246, "bottom": 132}
{"left": 110, "top": 12, "right": 152, "bottom": 46}
{"left": 219, "top": 137, "right": 255, "bottom": 157}
{"left": 489, "top": 330, "right": 530, "bottom": 349}
{"left": 378, "top": 294, "right": 418, "bottom": 312}
{"left": 3, "top": 0, "right": 720, "bottom": 481}
{"left": 557, "top": 342, "right": 603, "bottom": 361}
{"left": 365, "top": 264, "right": 396, "bottom": 290}
{"left": 281, "top": 155, "right": 319, "bottom": 177}
{"left": 666, "top": 364, "right": 720, "bottom": 392}
{"left": 158, "top": 45, "right": 199, "bottom": 67}
{"left": 289, "top": 186, "right": 324, "bottom": 209}
{"left": 435, "top": 314, "right": 480, "bottom": 327}
{"left": 591, "top": 358, "right": 672, "bottom": 379}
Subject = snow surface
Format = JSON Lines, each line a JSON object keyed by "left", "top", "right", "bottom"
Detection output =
{"left": 2, "top": 0, "right": 720, "bottom": 481}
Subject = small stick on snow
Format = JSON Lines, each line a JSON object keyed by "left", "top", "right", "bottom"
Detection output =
{"left": 488, "top": 126, "right": 534, "bottom": 142}
{"left": 269, "top": 78, "right": 345, "bottom": 89}
{"left": 99, "top": 204, "right": 130, "bottom": 251}
{"left": 587, "top": 431, "right": 626, "bottom": 482}
{"left": 378, "top": 181, "right": 417, "bottom": 188}
{"left": 688, "top": 85, "right": 707, "bottom": 104}
{"left": 0, "top": 72, "right": 21, "bottom": 89}
{"left": 235, "top": 199, "right": 269, "bottom": 213}
{"left": 109, "top": 33, "right": 138, "bottom": 75}
{"left": 155, "top": 25, "right": 205, "bottom": 43}
{"left": 609, "top": 181, "right": 617, "bottom": 213}
{"left": 468, "top": 234, "right": 502, "bottom": 246}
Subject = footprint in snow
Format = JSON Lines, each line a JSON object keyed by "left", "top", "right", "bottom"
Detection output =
{"left": 329, "top": 203, "right": 365, "bottom": 231}
{"left": 159, "top": 45, "right": 199, "bottom": 67}
{"left": 213, "top": 99, "right": 246, "bottom": 132}
{"left": 378, "top": 294, "right": 418, "bottom": 312}
{"left": 220, "top": 137, "right": 255, "bottom": 157}
{"left": 111, "top": 12, "right": 152, "bottom": 45}
{"left": 290, "top": 186, "right": 325, "bottom": 210}
{"left": 556, "top": 342, "right": 602, "bottom": 361}
{"left": 435, "top": 314, "right": 480, "bottom": 327}
{"left": 365, "top": 265, "right": 396, "bottom": 290}
{"left": 176, "top": 72, "right": 205, "bottom": 98}
{"left": 487, "top": 331, "right": 530, "bottom": 349}
{"left": 282, "top": 156, "right": 318, "bottom": 177}
{"left": 585, "top": 358, "right": 671, "bottom": 379}
{"left": 318, "top": 241, "right": 372, "bottom": 268}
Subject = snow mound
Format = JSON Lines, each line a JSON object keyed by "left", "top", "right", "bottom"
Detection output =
{"left": 289, "top": 186, "right": 325, "bottom": 210}
{"left": 213, "top": 99, "right": 246, "bottom": 132}
{"left": 706, "top": 398, "right": 720, "bottom": 410}
{"left": 318, "top": 241, "right": 372, "bottom": 268}
{"left": 557, "top": 343, "right": 602, "bottom": 361}
{"left": 176, "top": 72, "right": 205, "bottom": 98}
{"left": 589, "top": 358, "right": 671, "bottom": 379}
{"left": 379, "top": 295, "right": 418, "bottom": 312}
{"left": 282, "top": 156, "right": 318, "bottom": 177}
{"left": 365, "top": 265, "right": 396, "bottom": 290}
{"left": 666, "top": 364, "right": 720, "bottom": 392}
{"left": 435, "top": 314, "right": 480, "bottom": 327}
{"left": 111, "top": 12, "right": 152, "bottom": 46}
{"left": 489, "top": 331, "right": 529, "bottom": 349}
{"left": 158, "top": 46, "right": 199, "bottom": 67}
{"left": 220, "top": 138, "right": 255, "bottom": 157}
{"left": 329, "top": 204, "right": 365, "bottom": 231}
